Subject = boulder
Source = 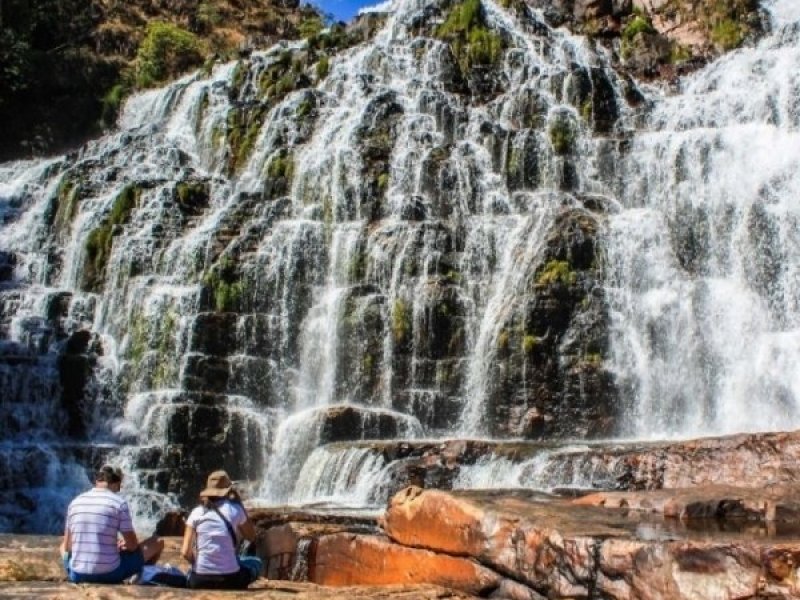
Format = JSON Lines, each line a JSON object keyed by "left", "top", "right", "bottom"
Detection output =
{"left": 311, "top": 532, "right": 543, "bottom": 599}
{"left": 381, "top": 487, "right": 800, "bottom": 599}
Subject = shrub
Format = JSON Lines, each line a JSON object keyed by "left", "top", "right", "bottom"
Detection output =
{"left": 298, "top": 15, "right": 324, "bottom": 40}
{"left": 316, "top": 54, "right": 330, "bottom": 80}
{"left": 622, "top": 15, "right": 656, "bottom": 42}
{"left": 435, "top": 0, "right": 506, "bottom": 71}
{"left": 135, "top": 22, "right": 205, "bottom": 88}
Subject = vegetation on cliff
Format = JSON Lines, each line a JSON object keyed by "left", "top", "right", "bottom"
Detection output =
{"left": 0, "top": 0, "right": 325, "bottom": 160}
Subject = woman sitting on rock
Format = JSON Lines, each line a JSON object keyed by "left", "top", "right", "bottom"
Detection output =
{"left": 180, "top": 470, "right": 262, "bottom": 589}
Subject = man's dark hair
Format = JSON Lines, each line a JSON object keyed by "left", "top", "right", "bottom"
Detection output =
{"left": 96, "top": 465, "right": 123, "bottom": 484}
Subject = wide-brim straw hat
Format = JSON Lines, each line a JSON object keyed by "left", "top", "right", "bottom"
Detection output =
{"left": 199, "top": 470, "right": 233, "bottom": 498}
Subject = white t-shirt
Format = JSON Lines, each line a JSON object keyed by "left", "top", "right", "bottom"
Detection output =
{"left": 186, "top": 499, "right": 247, "bottom": 575}
{"left": 66, "top": 488, "right": 134, "bottom": 574}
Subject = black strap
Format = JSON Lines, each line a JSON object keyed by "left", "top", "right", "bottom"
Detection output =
{"left": 209, "top": 503, "right": 238, "bottom": 548}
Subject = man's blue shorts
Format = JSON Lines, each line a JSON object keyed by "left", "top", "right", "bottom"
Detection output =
{"left": 64, "top": 549, "right": 145, "bottom": 584}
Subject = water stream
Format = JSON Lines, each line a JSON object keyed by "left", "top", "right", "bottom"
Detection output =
{"left": 1, "top": 0, "right": 799, "bottom": 531}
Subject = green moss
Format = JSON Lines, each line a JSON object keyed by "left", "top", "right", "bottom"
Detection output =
{"left": 522, "top": 334, "right": 538, "bottom": 354}
{"left": 348, "top": 249, "right": 367, "bottom": 282}
{"left": 584, "top": 352, "right": 603, "bottom": 366}
{"left": 668, "top": 42, "right": 692, "bottom": 63}
{"left": 152, "top": 310, "right": 179, "bottom": 387}
{"left": 226, "top": 104, "right": 267, "bottom": 173}
{"left": 622, "top": 15, "right": 656, "bottom": 42}
{"left": 53, "top": 176, "right": 81, "bottom": 234}
{"left": 175, "top": 181, "right": 209, "bottom": 208}
{"left": 135, "top": 22, "right": 205, "bottom": 89}
{"left": 377, "top": 172, "right": 390, "bottom": 190}
{"left": 230, "top": 61, "right": 247, "bottom": 98}
{"left": 496, "top": 329, "right": 509, "bottom": 350}
{"left": 297, "top": 99, "right": 313, "bottom": 119}
{"left": 203, "top": 255, "right": 244, "bottom": 312}
{"left": 580, "top": 99, "right": 592, "bottom": 121}
{"left": 362, "top": 352, "right": 374, "bottom": 373}
{"left": 548, "top": 116, "right": 577, "bottom": 156}
{"left": 100, "top": 83, "right": 128, "bottom": 129}
{"left": 444, "top": 270, "right": 462, "bottom": 284}
{"left": 711, "top": 19, "right": 744, "bottom": 50}
{"left": 83, "top": 184, "right": 140, "bottom": 292}
{"left": 266, "top": 151, "right": 295, "bottom": 180}
{"left": 392, "top": 298, "right": 411, "bottom": 344}
{"left": 127, "top": 312, "right": 148, "bottom": 366}
{"left": 537, "top": 260, "right": 577, "bottom": 286}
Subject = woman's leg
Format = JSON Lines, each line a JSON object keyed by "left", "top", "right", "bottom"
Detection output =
{"left": 239, "top": 556, "right": 263, "bottom": 583}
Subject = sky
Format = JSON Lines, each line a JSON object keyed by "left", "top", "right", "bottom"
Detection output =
{"left": 312, "top": 0, "right": 384, "bottom": 23}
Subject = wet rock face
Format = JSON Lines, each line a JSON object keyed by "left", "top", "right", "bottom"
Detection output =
{"left": 483, "top": 205, "right": 617, "bottom": 439}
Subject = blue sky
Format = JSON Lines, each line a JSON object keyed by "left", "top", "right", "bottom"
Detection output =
{"left": 312, "top": 0, "right": 382, "bottom": 23}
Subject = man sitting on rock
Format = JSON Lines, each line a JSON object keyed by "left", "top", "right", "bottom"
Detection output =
{"left": 60, "top": 465, "right": 164, "bottom": 584}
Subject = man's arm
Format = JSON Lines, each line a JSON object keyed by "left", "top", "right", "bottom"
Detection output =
{"left": 119, "top": 530, "right": 139, "bottom": 551}
{"left": 60, "top": 528, "right": 71, "bottom": 555}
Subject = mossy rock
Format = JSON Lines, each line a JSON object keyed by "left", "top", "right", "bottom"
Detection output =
{"left": 547, "top": 111, "right": 578, "bottom": 156}
{"left": 203, "top": 255, "right": 245, "bottom": 313}
{"left": 82, "top": 184, "right": 140, "bottom": 292}
{"left": 174, "top": 181, "right": 210, "bottom": 214}
{"left": 225, "top": 103, "right": 268, "bottom": 173}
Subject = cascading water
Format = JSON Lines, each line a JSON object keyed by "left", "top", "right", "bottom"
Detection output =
{"left": 2, "top": 0, "right": 799, "bottom": 533}
{"left": 607, "top": 0, "right": 800, "bottom": 439}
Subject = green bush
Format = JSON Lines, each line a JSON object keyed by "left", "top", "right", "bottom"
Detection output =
{"left": 298, "top": 16, "right": 324, "bottom": 40}
{"left": 435, "top": 0, "right": 506, "bottom": 71}
{"left": 622, "top": 15, "right": 656, "bottom": 41}
{"left": 135, "top": 22, "right": 205, "bottom": 88}
{"left": 316, "top": 55, "right": 330, "bottom": 80}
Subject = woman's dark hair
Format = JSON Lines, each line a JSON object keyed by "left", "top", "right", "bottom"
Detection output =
{"left": 96, "top": 465, "right": 123, "bottom": 484}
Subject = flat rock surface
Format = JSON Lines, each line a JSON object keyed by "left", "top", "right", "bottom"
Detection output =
{"left": 0, "top": 535, "right": 473, "bottom": 599}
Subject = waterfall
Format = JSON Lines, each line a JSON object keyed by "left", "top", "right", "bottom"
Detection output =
{"left": 607, "top": 0, "right": 800, "bottom": 438}
{"left": 2, "top": 0, "right": 800, "bottom": 532}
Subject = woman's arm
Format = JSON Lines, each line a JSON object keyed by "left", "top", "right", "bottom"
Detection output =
{"left": 181, "top": 524, "right": 196, "bottom": 563}
{"left": 237, "top": 518, "right": 256, "bottom": 543}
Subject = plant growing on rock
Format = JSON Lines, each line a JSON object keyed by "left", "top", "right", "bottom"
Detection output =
{"left": 392, "top": 298, "right": 412, "bottom": 344}
{"left": 435, "top": 0, "right": 506, "bottom": 72}
{"left": 203, "top": 256, "right": 244, "bottom": 313}
{"left": 83, "top": 184, "right": 140, "bottom": 292}
{"left": 548, "top": 113, "right": 578, "bottom": 156}
{"left": 135, "top": 22, "right": 206, "bottom": 89}
{"left": 536, "top": 260, "right": 577, "bottom": 286}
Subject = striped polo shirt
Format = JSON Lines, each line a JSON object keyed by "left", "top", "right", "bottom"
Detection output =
{"left": 66, "top": 487, "right": 134, "bottom": 574}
